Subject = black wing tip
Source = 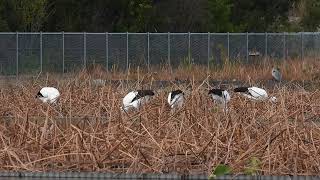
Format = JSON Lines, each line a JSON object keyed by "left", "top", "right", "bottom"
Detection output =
{"left": 137, "top": 89, "right": 155, "bottom": 96}
{"left": 147, "top": 90, "right": 155, "bottom": 96}
{"left": 35, "top": 91, "right": 42, "bottom": 98}
{"left": 171, "top": 89, "right": 183, "bottom": 94}
{"left": 208, "top": 88, "right": 224, "bottom": 95}
{"left": 234, "top": 87, "right": 249, "bottom": 92}
{"left": 170, "top": 89, "right": 184, "bottom": 99}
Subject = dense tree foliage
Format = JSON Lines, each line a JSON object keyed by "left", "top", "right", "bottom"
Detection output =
{"left": 207, "top": 0, "right": 234, "bottom": 32}
{"left": 231, "top": 0, "right": 298, "bottom": 32}
{"left": 0, "top": 0, "right": 318, "bottom": 32}
{"left": 300, "top": 0, "right": 320, "bottom": 31}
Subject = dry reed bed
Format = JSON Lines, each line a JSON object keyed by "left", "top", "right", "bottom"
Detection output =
{"left": 80, "top": 58, "right": 320, "bottom": 83}
{"left": 0, "top": 72, "right": 319, "bottom": 175}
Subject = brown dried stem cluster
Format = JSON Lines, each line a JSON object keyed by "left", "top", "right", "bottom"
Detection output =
{"left": 0, "top": 59, "right": 319, "bottom": 175}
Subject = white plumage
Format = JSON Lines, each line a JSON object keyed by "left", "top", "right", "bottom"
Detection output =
{"left": 168, "top": 89, "right": 184, "bottom": 109}
{"left": 209, "top": 89, "right": 230, "bottom": 104}
{"left": 36, "top": 87, "right": 60, "bottom": 104}
{"left": 234, "top": 86, "right": 277, "bottom": 103}
{"left": 122, "top": 90, "right": 155, "bottom": 112}
{"left": 272, "top": 67, "right": 282, "bottom": 82}
{"left": 208, "top": 89, "right": 231, "bottom": 111}
{"left": 122, "top": 91, "right": 139, "bottom": 111}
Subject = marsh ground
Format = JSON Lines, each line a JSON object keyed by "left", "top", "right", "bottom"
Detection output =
{"left": 0, "top": 58, "right": 319, "bottom": 175}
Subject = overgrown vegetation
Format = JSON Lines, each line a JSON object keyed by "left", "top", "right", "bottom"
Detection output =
{"left": 0, "top": 0, "right": 319, "bottom": 32}
{"left": 0, "top": 58, "right": 319, "bottom": 175}
{"left": 84, "top": 58, "right": 320, "bottom": 84}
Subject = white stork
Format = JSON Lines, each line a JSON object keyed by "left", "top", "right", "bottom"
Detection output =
{"left": 35, "top": 87, "right": 60, "bottom": 104}
{"left": 168, "top": 89, "right": 184, "bottom": 109}
{"left": 208, "top": 88, "right": 231, "bottom": 111}
{"left": 122, "top": 90, "right": 155, "bottom": 112}
{"left": 272, "top": 67, "right": 282, "bottom": 82}
{"left": 234, "top": 86, "right": 277, "bottom": 103}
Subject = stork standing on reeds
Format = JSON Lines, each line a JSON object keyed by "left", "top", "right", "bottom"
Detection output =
{"left": 122, "top": 90, "right": 155, "bottom": 112}
{"left": 208, "top": 88, "right": 231, "bottom": 111}
{"left": 35, "top": 87, "right": 60, "bottom": 104}
{"left": 234, "top": 86, "right": 277, "bottom": 103}
{"left": 272, "top": 67, "right": 282, "bottom": 82}
{"left": 167, "top": 89, "right": 184, "bottom": 109}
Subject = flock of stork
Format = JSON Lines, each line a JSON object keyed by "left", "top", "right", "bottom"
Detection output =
{"left": 35, "top": 67, "right": 282, "bottom": 112}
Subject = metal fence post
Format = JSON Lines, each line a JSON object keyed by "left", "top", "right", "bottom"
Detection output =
{"left": 265, "top": 32, "right": 268, "bottom": 60}
{"left": 313, "top": 32, "right": 317, "bottom": 59}
{"left": 316, "top": 32, "right": 319, "bottom": 58}
{"left": 83, "top": 32, "right": 86, "bottom": 68}
{"left": 246, "top": 32, "right": 249, "bottom": 63}
{"left": 16, "top": 32, "right": 19, "bottom": 77}
{"left": 168, "top": 32, "right": 171, "bottom": 68}
{"left": 40, "top": 31, "right": 43, "bottom": 73}
{"left": 283, "top": 32, "right": 286, "bottom": 61}
{"left": 301, "top": 32, "right": 304, "bottom": 60}
{"left": 147, "top": 32, "right": 150, "bottom": 72}
{"left": 314, "top": 32, "right": 317, "bottom": 59}
{"left": 105, "top": 32, "right": 108, "bottom": 71}
{"left": 188, "top": 32, "right": 191, "bottom": 62}
{"left": 62, "top": 31, "right": 64, "bottom": 73}
{"left": 227, "top": 32, "right": 230, "bottom": 60}
{"left": 126, "top": 32, "right": 129, "bottom": 71}
{"left": 207, "top": 32, "right": 210, "bottom": 70}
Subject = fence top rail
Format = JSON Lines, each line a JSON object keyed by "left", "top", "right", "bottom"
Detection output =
{"left": 0, "top": 32, "right": 16, "bottom": 35}
{"left": 16, "top": 32, "right": 41, "bottom": 35}
{"left": 42, "top": 32, "right": 70, "bottom": 35}
{"left": 84, "top": 33, "right": 106, "bottom": 35}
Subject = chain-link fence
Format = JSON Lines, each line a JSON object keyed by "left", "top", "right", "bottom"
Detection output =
{"left": 0, "top": 32, "right": 319, "bottom": 75}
